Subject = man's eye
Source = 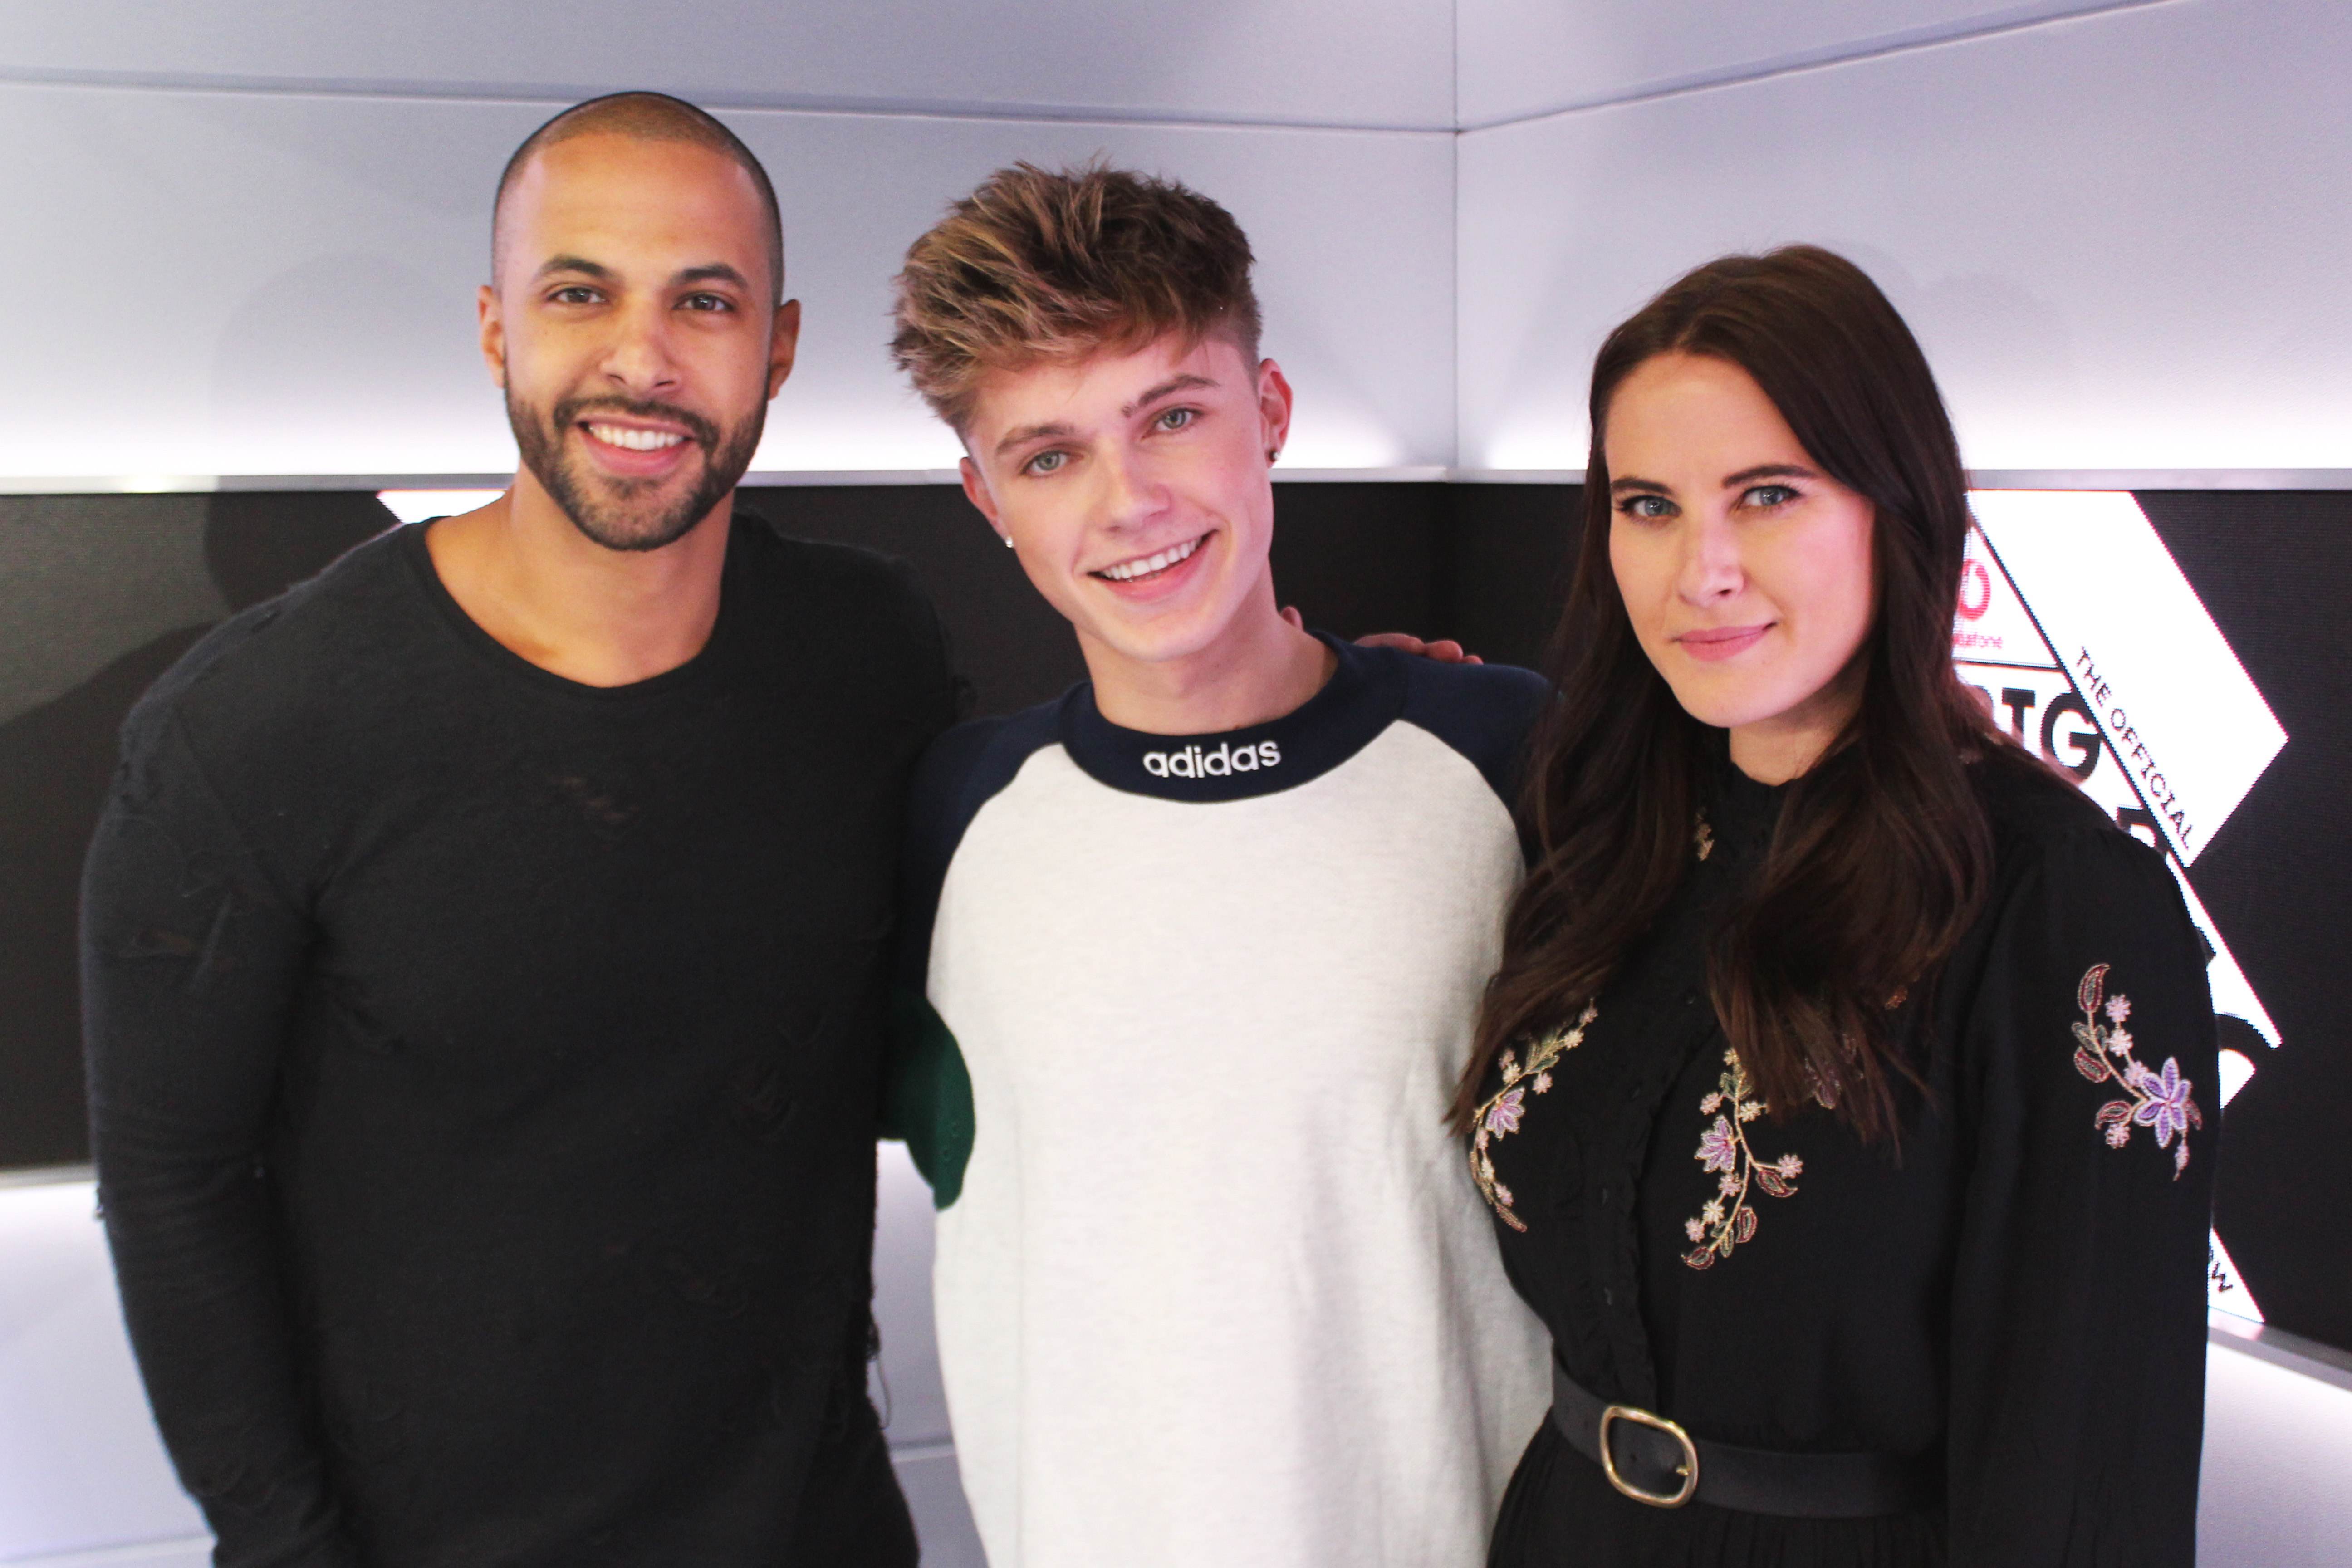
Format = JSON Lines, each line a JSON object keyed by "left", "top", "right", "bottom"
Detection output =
{"left": 550, "top": 286, "right": 600, "bottom": 305}
{"left": 681, "top": 294, "right": 732, "bottom": 313}
{"left": 1024, "top": 451, "right": 1068, "bottom": 477}
{"left": 1618, "top": 494, "right": 1674, "bottom": 520}
{"left": 1155, "top": 407, "right": 1197, "bottom": 431}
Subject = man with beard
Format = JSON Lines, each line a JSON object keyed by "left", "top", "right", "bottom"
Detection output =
{"left": 80, "top": 93, "right": 947, "bottom": 1566}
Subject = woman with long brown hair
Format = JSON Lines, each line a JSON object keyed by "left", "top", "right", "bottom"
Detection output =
{"left": 1464, "top": 246, "right": 2215, "bottom": 1565}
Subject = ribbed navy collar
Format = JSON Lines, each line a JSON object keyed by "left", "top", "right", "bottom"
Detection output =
{"left": 1058, "top": 635, "right": 1406, "bottom": 803}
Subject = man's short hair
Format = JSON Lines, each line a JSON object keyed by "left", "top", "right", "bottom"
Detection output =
{"left": 493, "top": 92, "right": 784, "bottom": 303}
{"left": 891, "top": 162, "right": 1262, "bottom": 432}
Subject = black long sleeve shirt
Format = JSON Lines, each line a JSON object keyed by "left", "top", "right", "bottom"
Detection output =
{"left": 1474, "top": 751, "right": 2217, "bottom": 1567}
{"left": 82, "top": 515, "right": 955, "bottom": 1567}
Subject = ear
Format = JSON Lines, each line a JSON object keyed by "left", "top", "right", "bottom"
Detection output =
{"left": 1256, "top": 358, "right": 1294, "bottom": 463}
{"left": 478, "top": 284, "right": 507, "bottom": 390}
{"left": 767, "top": 298, "right": 802, "bottom": 400}
{"left": 959, "top": 456, "right": 1008, "bottom": 543}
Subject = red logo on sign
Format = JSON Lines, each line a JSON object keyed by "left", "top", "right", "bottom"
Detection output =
{"left": 1957, "top": 559, "right": 1992, "bottom": 621}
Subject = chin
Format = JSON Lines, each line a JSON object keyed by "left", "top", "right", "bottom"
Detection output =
{"left": 1083, "top": 603, "right": 1229, "bottom": 668}
{"left": 1660, "top": 676, "right": 1779, "bottom": 734}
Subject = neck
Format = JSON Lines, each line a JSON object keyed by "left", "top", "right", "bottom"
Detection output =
{"left": 423, "top": 470, "right": 735, "bottom": 688}
{"left": 1080, "top": 583, "right": 1335, "bottom": 735}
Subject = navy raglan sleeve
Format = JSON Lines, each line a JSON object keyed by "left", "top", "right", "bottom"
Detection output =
{"left": 1944, "top": 825, "right": 2217, "bottom": 1566}
{"left": 1398, "top": 657, "right": 1554, "bottom": 857}
{"left": 82, "top": 701, "right": 359, "bottom": 1568}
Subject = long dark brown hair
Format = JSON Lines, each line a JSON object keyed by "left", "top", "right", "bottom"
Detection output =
{"left": 1455, "top": 245, "right": 2031, "bottom": 1143}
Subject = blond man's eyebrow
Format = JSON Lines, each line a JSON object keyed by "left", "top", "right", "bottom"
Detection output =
{"left": 1122, "top": 374, "right": 1215, "bottom": 416}
{"left": 994, "top": 421, "right": 1078, "bottom": 457}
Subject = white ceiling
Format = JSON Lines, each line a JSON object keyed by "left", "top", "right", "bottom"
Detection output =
{"left": 1455, "top": 0, "right": 2162, "bottom": 127}
{"left": 1, "top": 0, "right": 2166, "bottom": 131}
{"left": 0, "top": 0, "right": 2338, "bottom": 480}
{"left": 0, "top": 0, "right": 1455, "bottom": 130}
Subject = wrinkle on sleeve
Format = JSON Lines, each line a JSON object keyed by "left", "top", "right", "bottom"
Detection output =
{"left": 1944, "top": 825, "right": 2217, "bottom": 1568}
{"left": 81, "top": 703, "right": 357, "bottom": 1568}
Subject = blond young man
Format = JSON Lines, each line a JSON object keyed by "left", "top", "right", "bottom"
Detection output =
{"left": 884, "top": 165, "right": 1550, "bottom": 1568}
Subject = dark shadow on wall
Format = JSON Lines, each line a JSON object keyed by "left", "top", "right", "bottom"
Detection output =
{"left": 0, "top": 492, "right": 395, "bottom": 1168}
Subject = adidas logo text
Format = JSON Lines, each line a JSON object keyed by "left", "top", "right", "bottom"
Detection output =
{"left": 1142, "top": 740, "right": 1281, "bottom": 779}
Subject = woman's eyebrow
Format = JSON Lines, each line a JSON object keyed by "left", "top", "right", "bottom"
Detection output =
{"left": 1721, "top": 462, "right": 1819, "bottom": 488}
{"left": 1610, "top": 475, "right": 1671, "bottom": 495}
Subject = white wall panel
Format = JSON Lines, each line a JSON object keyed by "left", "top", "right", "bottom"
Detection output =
{"left": 1456, "top": 0, "right": 2352, "bottom": 475}
{"left": 10, "top": 1167, "right": 2348, "bottom": 1568}
{"left": 1456, "top": 0, "right": 2154, "bottom": 127}
{"left": 0, "top": 1177, "right": 203, "bottom": 1560}
{"left": 2201, "top": 1330, "right": 2352, "bottom": 1567}
{"left": 0, "top": 84, "right": 1452, "bottom": 482}
{"left": 0, "top": 1164, "right": 980, "bottom": 1563}
{"left": 0, "top": 0, "right": 1452, "bottom": 131}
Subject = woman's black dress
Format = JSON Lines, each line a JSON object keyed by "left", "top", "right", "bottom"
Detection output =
{"left": 1474, "top": 753, "right": 2217, "bottom": 1566}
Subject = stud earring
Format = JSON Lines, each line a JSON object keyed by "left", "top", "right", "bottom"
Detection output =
{"left": 1003, "top": 535, "right": 1015, "bottom": 549}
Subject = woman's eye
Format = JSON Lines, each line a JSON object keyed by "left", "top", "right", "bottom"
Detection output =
{"left": 1024, "top": 451, "right": 1068, "bottom": 477}
{"left": 1618, "top": 494, "right": 1675, "bottom": 520}
{"left": 1742, "top": 483, "right": 1799, "bottom": 509}
{"left": 1155, "top": 407, "right": 1197, "bottom": 432}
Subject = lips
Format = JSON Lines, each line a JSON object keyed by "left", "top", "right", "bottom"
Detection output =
{"left": 585, "top": 422, "right": 687, "bottom": 453}
{"left": 1675, "top": 624, "right": 1771, "bottom": 662}
{"left": 1092, "top": 533, "right": 1210, "bottom": 588}
{"left": 549, "top": 397, "right": 717, "bottom": 483}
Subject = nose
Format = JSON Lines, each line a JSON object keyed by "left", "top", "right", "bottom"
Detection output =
{"left": 1676, "top": 512, "right": 1744, "bottom": 605}
{"left": 598, "top": 295, "right": 681, "bottom": 400}
{"left": 1096, "top": 443, "right": 1171, "bottom": 532}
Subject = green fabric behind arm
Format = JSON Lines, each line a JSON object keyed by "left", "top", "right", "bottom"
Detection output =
{"left": 882, "top": 985, "right": 975, "bottom": 1210}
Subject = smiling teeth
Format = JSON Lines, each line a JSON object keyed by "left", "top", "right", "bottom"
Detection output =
{"left": 1099, "top": 536, "right": 1203, "bottom": 582}
{"left": 588, "top": 424, "right": 686, "bottom": 451}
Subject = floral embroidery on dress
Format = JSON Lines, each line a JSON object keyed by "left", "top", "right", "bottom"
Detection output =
{"left": 1681, "top": 1049, "right": 1802, "bottom": 1269}
{"left": 1471, "top": 1004, "right": 1598, "bottom": 1231}
{"left": 2070, "top": 962, "right": 2201, "bottom": 1178}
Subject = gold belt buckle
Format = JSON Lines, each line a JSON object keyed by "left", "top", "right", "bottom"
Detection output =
{"left": 1598, "top": 1403, "right": 1700, "bottom": 1508}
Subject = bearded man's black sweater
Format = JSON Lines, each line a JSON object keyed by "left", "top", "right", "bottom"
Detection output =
{"left": 82, "top": 515, "right": 955, "bottom": 1567}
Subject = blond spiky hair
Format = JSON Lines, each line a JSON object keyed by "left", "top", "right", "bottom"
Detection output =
{"left": 890, "top": 162, "right": 1262, "bottom": 431}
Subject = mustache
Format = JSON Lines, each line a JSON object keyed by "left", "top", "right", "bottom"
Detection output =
{"left": 551, "top": 396, "right": 723, "bottom": 454}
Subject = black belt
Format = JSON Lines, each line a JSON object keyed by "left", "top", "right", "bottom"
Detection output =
{"left": 1550, "top": 1361, "right": 1940, "bottom": 1517}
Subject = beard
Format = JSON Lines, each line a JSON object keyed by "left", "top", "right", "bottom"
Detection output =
{"left": 509, "top": 389, "right": 766, "bottom": 553}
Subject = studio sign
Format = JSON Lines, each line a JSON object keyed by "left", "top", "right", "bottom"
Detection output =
{"left": 1142, "top": 741, "right": 1282, "bottom": 779}
{"left": 1956, "top": 491, "right": 2288, "bottom": 1323}
{"left": 1956, "top": 491, "right": 2284, "bottom": 870}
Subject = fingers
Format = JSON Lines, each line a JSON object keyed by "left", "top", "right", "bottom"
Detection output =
{"left": 1350, "top": 632, "right": 1485, "bottom": 663}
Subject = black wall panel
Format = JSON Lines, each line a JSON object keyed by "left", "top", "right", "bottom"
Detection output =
{"left": 0, "top": 493, "right": 394, "bottom": 1169}
{"left": 7, "top": 480, "right": 2345, "bottom": 1362}
{"left": 2136, "top": 492, "right": 2352, "bottom": 1352}
{"left": 0, "top": 481, "right": 1490, "bottom": 1173}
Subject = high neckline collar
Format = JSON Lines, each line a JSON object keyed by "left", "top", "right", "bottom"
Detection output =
{"left": 1708, "top": 733, "right": 1793, "bottom": 854}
